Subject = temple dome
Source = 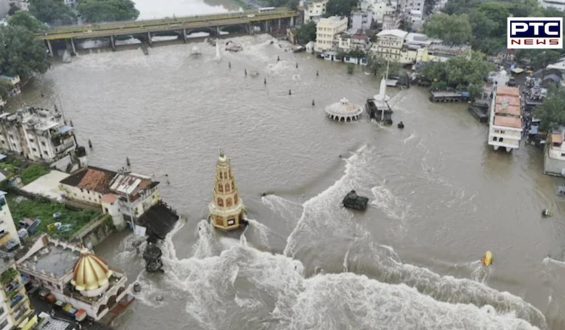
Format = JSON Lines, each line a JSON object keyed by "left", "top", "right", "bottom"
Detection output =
{"left": 71, "top": 250, "right": 113, "bottom": 295}
{"left": 325, "top": 98, "right": 363, "bottom": 122}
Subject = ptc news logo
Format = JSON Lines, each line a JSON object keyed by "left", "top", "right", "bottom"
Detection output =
{"left": 507, "top": 17, "right": 563, "bottom": 49}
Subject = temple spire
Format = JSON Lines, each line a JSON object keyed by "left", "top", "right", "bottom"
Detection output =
{"left": 208, "top": 152, "right": 246, "bottom": 230}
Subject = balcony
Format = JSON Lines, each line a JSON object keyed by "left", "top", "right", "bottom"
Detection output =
{"left": 10, "top": 294, "right": 25, "bottom": 309}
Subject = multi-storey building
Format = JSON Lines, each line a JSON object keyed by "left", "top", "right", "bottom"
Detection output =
{"left": 0, "top": 107, "right": 76, "bottom": 162}
{"left": 315, "top": 16, "right": 348, "bottom": 52}
{"left": 304, "top": 0, "right": 328, "bottom": 22}
{"left": 350, "top": 10, "right": 374, "bottom": 32}
{"left": 0, "top": 192, "right": 19, "bottom": 252}
{"left": 488, "top": 86, "right": 523, "bottom": 152}
{"left": 0, "top": 251, "right": 36, "bottom": 330}
{"left": 371, "top": 29, "right": 407, "bottom": 61}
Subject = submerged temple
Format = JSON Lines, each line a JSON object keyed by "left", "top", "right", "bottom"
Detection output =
{"left": 208, "top": 152, "right": 246, "bottom": 231}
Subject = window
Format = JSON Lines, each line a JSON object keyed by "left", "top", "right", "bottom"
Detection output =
{"left": 29, "top": 138, "right": 34, "bottom": 143}
{"left": 41, "top": 141, "right": 46, "bottom": 147}
{"left": 219, "top": 172, "right": 223, "bottom": 179}
{"left": 499, "top": 138, "right": 504, "bottom": 142}
{"left": 217, "top": 198, "right": 224, "bottom": 207}
{"left": 218, "top": 184, "right": 223, "bottom": 193}
{"left": 224, "top": 183, "right": 230, "bottom": 192}
{"left": 43, "top": 151, "right": 48, "bottom": 155}
{"left": 226, "top": 198, "right": 232, "bottom": 207}
{"left": 492, "top": 137, "right": 497, "bottom": 141}
{"left": 32, "top": 148, "right": 37, "bottom": 152}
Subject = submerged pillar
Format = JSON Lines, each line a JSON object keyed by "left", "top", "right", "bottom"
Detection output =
{"left": 278, "top": 19, "right": 281, "bottom": 30}
{"left": 70, "top": 38, "right": 77, "bottom": 55}
{"left": 147, "top": 32, "right": 152, "bottom": 46}
{"left": 110, "top": 35, "right": 116, "bottom": 51}
{"left": 290, "top": 16, "right": 295, "bottom": 26}
{"left": 182, "top": 29, "right": 187, "bottom": 42}
{"left": 46, "top": 40, "right": 54, "bottom": 57}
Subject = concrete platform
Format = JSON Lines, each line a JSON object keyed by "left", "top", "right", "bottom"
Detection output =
{"left": 21, "top": 170, "right": 69, "bottom": 201}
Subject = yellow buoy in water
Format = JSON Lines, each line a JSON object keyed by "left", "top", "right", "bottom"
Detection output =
{"left": 482, "top": 251, "right": 493, "bottom": 267}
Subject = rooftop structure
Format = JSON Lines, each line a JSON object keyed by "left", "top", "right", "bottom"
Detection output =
{"left": 366, "top": 76, "right": 393, "bottom": 124}
{"left": 209, "top": 152, "right": 246, "bottom": 231}
{"left": 17, "top": 235, "right": 129, "bottom": 321}
{"left": 325, "top": 98, "right": 363, "bottom": 122}
{"left": 304, "top": 0, "right": 328, "bottom": 22}
{"left": 59, "top": 166, "right": 161, "bottom": 230}
{"left": 0, "top": 107, "right": 76, "bottom": 162}
{"left": 488, "top": 86, "right": 523, "bottom": 152}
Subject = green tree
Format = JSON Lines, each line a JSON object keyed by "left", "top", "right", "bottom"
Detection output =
{"left": 8, "top": 11, "right": 45, "bottom": 33}
{"left": 424, "top": 13, "right": 472, "bottom": 45}
{"left": 0, "top": 25, "right": 50, "bottom": 79}
{"left": 421, "top": 51, "right": 493, "bottom": 98}
{"left": 77, "top": 0, "right": 140, "bottom": 23}
{"left": 325, "top": 0, "right": 358, "bottom": 17}
{"left": 296, "top": 21, "right": 316, "bottom": 44}
{"left": 29, "top": 0, "right": 76, "bottom": 26}
{"left": 538, "top": 88, "right": 565, "bottom": 131}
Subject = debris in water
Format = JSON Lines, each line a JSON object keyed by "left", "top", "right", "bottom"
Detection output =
{"left": 482, "top": 251, "right": 494, "bottom": 266}
{"left": 143, "top": 243, "right": 164, "bottom": 273}
{"left": 244, "top": 69, "right": 247, "bottom": 76}
{"left": 289, "top": 89, "right": 292, "bottom": 95}
{"left": 312, "top": 99, "right": 315, "bottom": 106}
{"left": 88, "top": 139, "right": 93, "bottom": 149}
{"left": 277, "top": 56, "right": 280, "bottom": 62}
{"left": 542, "top": 209, "right": 551, "bottom": 217}
{"left": 343, "top": 190, "right": 369, "bottom": 211}
{"left": 133, "top": 282, "right": 142, "bottom": 293}
{"left": 397, "top": 121, "right": 405, "bottom": 129}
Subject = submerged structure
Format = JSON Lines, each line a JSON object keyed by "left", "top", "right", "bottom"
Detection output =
{"left": 366, "top": 76, "right": 393, "bottom": 125}
{"left": 325, "top": 98, "right": 363, "bottom": 122}
{"left": 209, "top": 152, "right": 246, "bottom": 231}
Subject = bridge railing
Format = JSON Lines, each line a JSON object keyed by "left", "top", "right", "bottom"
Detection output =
{"left": 40, "top": 8, "right": 297, "bottom": 38}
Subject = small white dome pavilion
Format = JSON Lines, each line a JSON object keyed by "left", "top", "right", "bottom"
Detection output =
{"left": 325, "top": 98, "right": 363, "bottom": 122}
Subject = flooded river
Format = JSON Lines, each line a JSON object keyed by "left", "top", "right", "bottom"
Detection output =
{"left": 13, "top": 34, "right": 565, "bottom": 329}
{"left": 132, "top": 0, "right": 241, "bottom": 19}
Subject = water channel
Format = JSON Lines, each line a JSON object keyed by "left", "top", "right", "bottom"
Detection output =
{"left": 9, "top": 3, "right": 565, "bottom": 328}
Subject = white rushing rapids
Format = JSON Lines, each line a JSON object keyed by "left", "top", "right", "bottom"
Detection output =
{"left": 136, "top": 223, "right": 541, "bottom": 330}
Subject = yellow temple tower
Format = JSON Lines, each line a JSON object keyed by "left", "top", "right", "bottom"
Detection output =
{"left": 209, "top": 152, "right": 246, "bottom": 230}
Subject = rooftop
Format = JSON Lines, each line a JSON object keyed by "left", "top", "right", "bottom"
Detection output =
{"left": 494, "top": 115, "right": 522, "bottom": 129}
{"left": 377, "top": 29, "right": 408, "bottom": 39}
{"left": 26, "top": 243, "right": 79, "bottom": 279}
{"left": 325, "top": 98, "right": 363, "bottom": 116}
{"left": 60, "top": 166, "right": 117, "bottom": 194}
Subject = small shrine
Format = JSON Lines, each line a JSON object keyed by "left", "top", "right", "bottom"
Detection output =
{"left": 325, "top": 98, "right": 363, "bottom": 122}
{"left": 208, "top": 152, "right": 246, "bottom": 230}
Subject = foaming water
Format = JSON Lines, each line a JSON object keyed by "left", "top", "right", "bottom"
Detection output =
{"left": 29, "top": 34, "right": 561, "bottom": 329}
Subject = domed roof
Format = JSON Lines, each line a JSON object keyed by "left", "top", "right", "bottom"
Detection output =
{"left": 71, "top": 250, "right": 113, "bottom": 292}
{"left": 325, "top": 98, "right": 363, "bottom": 117}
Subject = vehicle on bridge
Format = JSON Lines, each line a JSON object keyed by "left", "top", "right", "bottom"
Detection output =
{"left": 258, "top": 7, "right": 276, "bottom": 12}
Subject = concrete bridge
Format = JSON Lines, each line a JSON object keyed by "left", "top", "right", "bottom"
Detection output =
{"left": 37, "top": 8, "right": 299, "bottom": 55}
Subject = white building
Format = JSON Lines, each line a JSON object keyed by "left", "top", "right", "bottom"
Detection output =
{"left": 362, "top": 0, "right": 397, "bottom": 23}
{"left": 544, "top": 128, "right": 565, "bottom": 176}
{"left": 315, "top": 16, "right": 348, "bottom": 52}
{"left": 7, "top": 0, "right": 28, "bottom": 12}
{"left": 371, "top": 29, "right": 407, "bottom": 61}
{"left": 488, "top": 86, "right": 523, "bottom": 152}
{"left": 538, "top": 0, "right": 565, "bottom": 11}
{"left": 398, "top": 0, "right": 423, "bottom": 14}
{"left": 0, "top": 192, "right": 20, "bottom": 251}
{"left": 350, "top": 10, "right": 374, "bottom": 32}
{"left": 304, "top": 0, "right": 328, "bottom": 22}
{"left": 0, "top": 107, "right": 76, "bottom": 162}
{"left": 59, "top": 166, "right": 161, "bottom": 230}
{"left": 17, "top": 235, "right": 130, "bottom": 321}
{"left": 0, "top": 251, "right": 36, "bottom": 330}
